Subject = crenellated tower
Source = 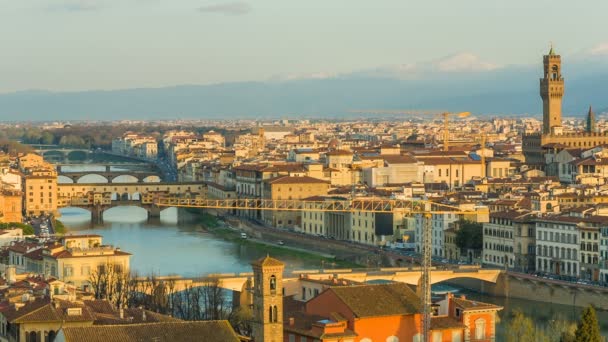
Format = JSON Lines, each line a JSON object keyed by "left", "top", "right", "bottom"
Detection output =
{"left": 540, "top": 46, "right": 564, "bottom": 135}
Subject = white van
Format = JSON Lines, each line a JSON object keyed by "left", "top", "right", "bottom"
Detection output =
{"left": 240, "top": 232, "right": 248, "bottom": 239}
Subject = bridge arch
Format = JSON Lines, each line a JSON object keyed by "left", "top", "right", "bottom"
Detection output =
{"left": 58, "top": 175, "right": 75, "bottom": 184}
{"left": 77, "top": 174, "right": 109, "bottom": 183}
{"left": 67, "top": 150, "right": 88, "bottom": 162}
{"left": 112, "top": 175, "right": 140, "bottom": 183}
{"left": 142, "top": 175, "right": 161, "bottom": 183}
{"left": 42, "top": 150, "right": 66, "bottom": 162}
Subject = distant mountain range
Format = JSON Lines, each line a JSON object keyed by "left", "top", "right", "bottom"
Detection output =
{"left": 1, "top": 53, "right": 606, "bottom": 121}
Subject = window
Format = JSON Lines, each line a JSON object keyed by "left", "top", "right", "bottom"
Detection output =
{"left": 452, "top": 330, "right": 463, "bottom": 342}
{"left": 432, "top": 331, "right": 442, "bottom": 342}
{"left": 475, "top": 318, "right": 486, "bottom": 339}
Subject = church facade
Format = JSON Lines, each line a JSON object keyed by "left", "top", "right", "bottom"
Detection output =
{"left": 522, "top": 47, "right": 607, "bottom": 165}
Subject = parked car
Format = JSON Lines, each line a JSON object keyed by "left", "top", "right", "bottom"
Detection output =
{"left": 240, "top": 232, "right": 248, "bottom": 239}
{"left": 277, "top": 240, "right": 285, "bottom": 246}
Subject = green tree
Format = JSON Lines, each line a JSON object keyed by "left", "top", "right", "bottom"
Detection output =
{"left": 455, "top": 220, "right": 483, "bottom": 250}
{"left": 506, "top": 310, "right": 536, "bottom": 342}
{"left": 575, "top": 306, "right": 601, "bottom": 342}
{"left": 0, "top": 222, "right": 34, "bottom": 235}
{"left": 53, "top": 219, "right": 66, "bottom": 234}
{"left": 40, "top": 131, "right": 55, "bottom": 145}
{"left": 546, "top": 315, "right": 576, "bottom": 342}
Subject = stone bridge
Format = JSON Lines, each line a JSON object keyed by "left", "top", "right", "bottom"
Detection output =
{"left": 57, "top": 182, "right": 206, "bottom": 224}
{"left": 57, "top": 164, "right": 162, "bottom": 183}
{"left": 134, "top": 266, "right": 503, "bottom": 301}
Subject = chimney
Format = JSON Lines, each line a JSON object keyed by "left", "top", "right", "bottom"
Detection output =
{"left": 289, "top": 317, "right": 295, "bottom": 326}
{"left": 460, "top": 294, "right": 466, "bottom": 300}
{"left": 119, "top": 308, "right": 124, "bottom": 319}
{"left": 142, "top": 310, "right": 146, "bottom": 321}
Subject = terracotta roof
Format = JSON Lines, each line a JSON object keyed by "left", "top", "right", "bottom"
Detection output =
{"left": 382, "top": 155, "right": 418, "bottom": 165}
{"left": 452, "top": 297, "right": 501, "bottom": 311}
{"left": 5, "top": 299, "right": 95, "bottom": 324}
{"left": 326, "top": 150, "right": 353, "bottom": 156}
{"left": 326, "top": 283, "right": 421, "bottom": 318}
{"left": 60, "top": 321, "right": 241, "bottom": 342}
{"left": 283, "top": 311, "right": 357, "bottom": 339}
{"left": 251, "top": 255, "right": 284, "bottom": 268}
{"left": 431, "top": 316, "right": 466, "bottom": 330}
{"left": 267, "top": 175, "right": 329, "bottom": 185}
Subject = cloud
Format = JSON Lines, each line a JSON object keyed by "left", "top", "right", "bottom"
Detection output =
{"left": 343, "top": 53, "right": 501, "bottom": 80}
{"left": 198, "top": 2, "right": 251, "bottom": 15}
{"left": 434, "top": 53, "right": 499, "bottom": 72}
{"left": 589, "top": 43, "right": 608, "bottom": 56}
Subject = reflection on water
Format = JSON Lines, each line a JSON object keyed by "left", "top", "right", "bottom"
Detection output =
{"left": 60, "top": 207, "right": 323, "bottom": 277}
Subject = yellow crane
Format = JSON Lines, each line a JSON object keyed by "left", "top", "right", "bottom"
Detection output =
{"left": 349, "top": 109, "right": 471, "bottom": 151}
{"left": 155, "top": 196, "right": 483, "bottom": 342}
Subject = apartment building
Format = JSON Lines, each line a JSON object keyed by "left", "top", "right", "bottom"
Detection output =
{"left": 261, "top": 175, "right": 329, "bottom": 228}
{"left": 23, "top": 166, "right": 58, "bottom": 217}
{"left": 482, "top": 211, "right": 535, "bottom": 271}
{"left": 534, "top": 216, "right": 606, "bottom": 280}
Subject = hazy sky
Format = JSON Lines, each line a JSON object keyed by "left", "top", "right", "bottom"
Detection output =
{"left": 1, "top": 0, "right": 607, "bottom": 92}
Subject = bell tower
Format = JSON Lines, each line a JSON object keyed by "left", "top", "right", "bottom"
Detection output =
{"left": 251, "top": 255, "right": 284, "bottom": 342}
{"left": 540, "top": 45, "right": 564, "bottom": 135}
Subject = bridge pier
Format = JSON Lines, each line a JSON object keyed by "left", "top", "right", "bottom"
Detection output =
{"left": 148, "top": 205, "right": 162, "bottom": 221}
{"left": 91, "top": 205, "right": 105, "bottom": 225}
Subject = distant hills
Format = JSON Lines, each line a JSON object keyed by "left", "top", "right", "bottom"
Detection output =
{"left": 1, "top": 54, "right": 606, "bottom": 121}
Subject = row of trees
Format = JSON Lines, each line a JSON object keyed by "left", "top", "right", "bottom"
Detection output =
{"left": 0, "top": 222, "right": 35, "bottom": 235}
{"left": 0, "top": 125, "right": 247, "bottom": 150}
{"left": 507, "top": 306, "right": 602, "bottom": 342}
{"left": 88, "top": 264, "right": 252, "bottom": 335}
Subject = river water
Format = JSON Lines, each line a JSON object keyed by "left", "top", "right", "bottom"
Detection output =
{"left": 59, "top": 202, "right": 608, "bottom": 339}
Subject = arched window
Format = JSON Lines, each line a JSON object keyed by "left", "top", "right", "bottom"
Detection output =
{"left": 269, "top": 275, "right": 276, "bottom": 291}
{"left": 475, "top": 318, "right": 486, "bottom": 339}
{"left": 27, "top": 331, "right": 38, "bottom": 342}
{"left": 48, "top": 330, "right": 57, "bottom": 342}
{"left": 268, "top": 306, "right": 273, "bottom": 322}
{"left": 273, "top": 305, "right": 278, "bottom": 322}
{"left": 386, "top": 336, "right": 399, "bottom": 342}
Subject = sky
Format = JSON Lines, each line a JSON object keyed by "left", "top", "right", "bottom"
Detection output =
{"left": 1, "top": 0, "right": 608, "bottom": 93}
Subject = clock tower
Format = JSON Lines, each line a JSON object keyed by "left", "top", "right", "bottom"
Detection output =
{"left": 540, "top": 45, "right": 564, "bottom": 135}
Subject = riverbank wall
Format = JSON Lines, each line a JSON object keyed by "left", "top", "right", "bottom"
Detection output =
{"left": 448, "top": 273, "right": 608, "bottom": 310}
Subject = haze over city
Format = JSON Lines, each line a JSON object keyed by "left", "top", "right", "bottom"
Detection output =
{"left": 1, "top": 1, "right": 608, "bottom": 120}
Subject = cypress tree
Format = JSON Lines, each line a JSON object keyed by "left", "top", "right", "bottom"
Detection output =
{"left": 575, "top": 306, "right": 601, "bottom": 342}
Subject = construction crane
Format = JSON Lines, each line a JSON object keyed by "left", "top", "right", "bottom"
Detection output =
{"left": 350, "top": 109, "right": 471, "bottom": 151}
{"left": 155, "top": 196, "right": 483, "bottom": 342}
{"left": 479, "top": 134, "right": 487, "bottom": 178}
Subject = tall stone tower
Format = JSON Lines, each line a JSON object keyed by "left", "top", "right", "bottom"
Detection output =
{"left": 540, "top": 46, "right": 564, "bottom": 135}
{"left": 587, "top": 105, "right": 596, "bottom": 133}
{"left": 251, "top": 255, "right": 284, "bottom": 342}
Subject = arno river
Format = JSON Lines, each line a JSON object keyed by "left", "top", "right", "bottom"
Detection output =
{"left": 59, "top": 206, "right": 608, "bottom": 338}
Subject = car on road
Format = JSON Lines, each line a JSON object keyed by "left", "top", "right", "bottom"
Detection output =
{"left": 277, "top": 240, "right": 284, "bottom": 246}
{"left": 240, "top": 232, "right": 248, "bottom": 239}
